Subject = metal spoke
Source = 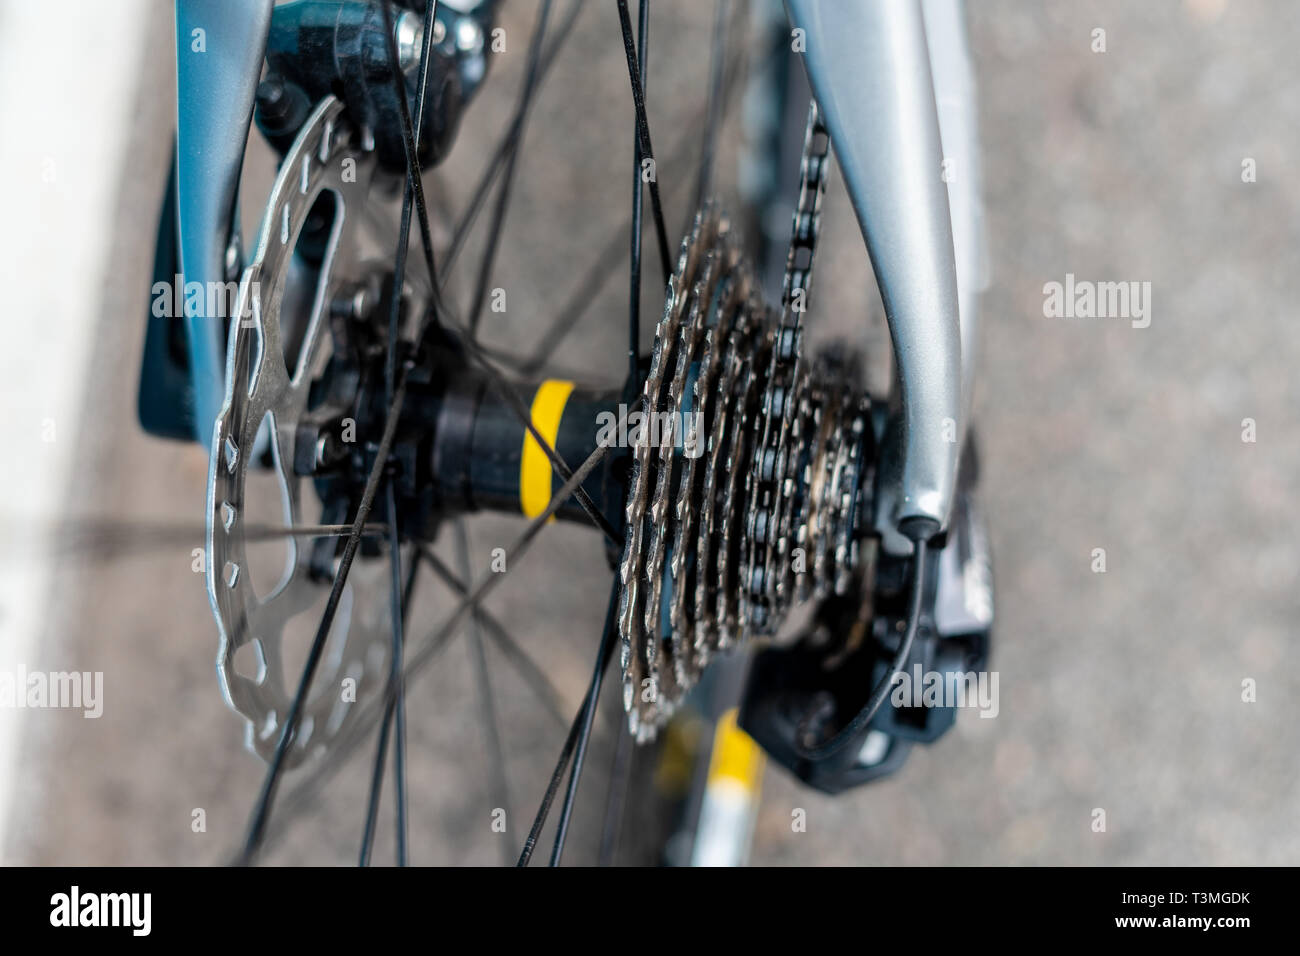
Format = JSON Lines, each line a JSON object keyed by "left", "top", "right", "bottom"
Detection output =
{"left": 373, "top": 1, "right": 619, "bottom": 552}
{"left": 244, "top": 523, "right": 388, "bottom": 540}
{"left": 454, "top": 519, "right": 512, "bottom": 865}
{"left": 597, "top": 720, "right": 633, "bottom": 866}
{"left": 237, "top": 362, "right": 414, "bottom": 865}
{"left": 383, "top": 11, "right": 625, "bottom": 870}
{"left": 385, "top": 0, "right": 440, "bottom": 390}
{"left": 547, "top": 577, "right": 618, "bottom": 866}
{"left": 234, "top": 443, "right": 611, "bottom": 864}
{"left": 624, "top": 0, "right": 650, "bottom": 400}
{"left": 358, "top": 0, "right": 444, "bottom": 871}
{"left": 531, "top": 0, "right": 653, "bottom": 867}
{"left": 385, "top": 487, "right": 410, "bottom": 864}
{"left": 404, "top": 446, "right": 610, "bottom": 682}
{"left": 359, "top": 546, "right": 422, "bottom": 866}
{"left": 355, "top": 499, "right": 416, "bottom": 869}
{"left": 457, "top": 332, "right": 622, "bottom": 547}
{"left": 420, "top": 546, "right": 568, "bottom": 728}
{"left": 466, "top": 0, "right": 555, "bottom": 338}
{"left": 615, "top": 0, "right": 671, "bottom": 285}
{"left": 509, "top": 50, "right": 748, "bottom": 379}
{"left": 232, "top": 0, "right": 459, "bottom": 830}
{"left": 31, "top": 521, "right": 391, "bottom": 565}
{"left": 231, "top": 0, "right": 758, "bottom": 868}
{"left": 378, "top": 0, "right": 448, "bottom": 327}
{"left": 693, "top": 0, "right": 731, "bottom": 213}
{"left": 440, "top": 0, "right": 587, "bottom": 284}
{"left": 358, "top": 683, "right": 394, "bottom": 866}
{"left": 516, "top": 577, "right": 619, "bottom": 867}
{"left": 514, "top": 697, "right": 585, "bottom": 867}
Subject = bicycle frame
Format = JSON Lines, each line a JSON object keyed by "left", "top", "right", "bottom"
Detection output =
{"left": 174, "top": 0, "right": 273, "bottom": 448}
{"left": 160, "top": 0, "right": 993, "bottom": 864}
{"left": 172, "top": 0, "right": 984, "bottom": 544}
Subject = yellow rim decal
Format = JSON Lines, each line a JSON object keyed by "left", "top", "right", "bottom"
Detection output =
{"left": 520, "top": 379, "right": 574, "bottom": 519}
{"left": 707, "top": 708, "right": 765, "bottom": 793}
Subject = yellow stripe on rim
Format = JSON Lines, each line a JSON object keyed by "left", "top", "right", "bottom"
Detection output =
{"left": 707, "top": 708, "right": 765, "bottom": 793}
{"left": 520, "top": 379, "right": 575, "bottom": 520}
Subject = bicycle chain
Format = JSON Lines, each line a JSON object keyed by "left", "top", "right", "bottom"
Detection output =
{"left": 741, "top": 102, "right": 830, "bottom": 633}
{"left": 618, "top": 102, "right": 875, "bottom": 740}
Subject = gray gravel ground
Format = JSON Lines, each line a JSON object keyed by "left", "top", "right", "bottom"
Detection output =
{"left": 5, "top": 0, "right": 1298, "bottom": 865}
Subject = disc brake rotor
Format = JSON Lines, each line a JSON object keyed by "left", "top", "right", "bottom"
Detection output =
{"left": 207, "top": 95, "right": 388, "bottom": 765}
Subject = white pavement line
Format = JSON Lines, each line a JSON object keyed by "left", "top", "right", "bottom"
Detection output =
{"left": 0, "top": 0, "right": 151, "bottom": 860}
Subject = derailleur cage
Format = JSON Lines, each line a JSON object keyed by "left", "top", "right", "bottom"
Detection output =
{"left": 739, "top": 441, "right": 994, "bottom": 793}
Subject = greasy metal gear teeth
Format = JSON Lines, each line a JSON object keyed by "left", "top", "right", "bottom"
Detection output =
{"left": 617, "top": 103, "right": 876, "bottom": 740}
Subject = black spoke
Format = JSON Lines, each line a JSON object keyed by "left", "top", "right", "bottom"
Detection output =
{"left": 358, "top": 688, "right": 394, "bottom": 866}
{"left": 597, "top": 720, "right": 633, "bottom": 866}
{"left": 510, "top": 51, "right": 748, "bottom": 379}
{"left": 386, "top": 487, "right": 410, "bottom": 864}
{"left": 237, "top": 362, "right": 413, "bottom": 866}
{"left": 375, "top": 0, "right": 618, "bottom": 552}
{"left": 538, "top": 0, "right": 648, "bottom": 866}
{"left": 246, "top": 524, "right": 388, "bottom": 540}
{"left": 547, "top": 577, "right": 618, "bottom": 866}
{"left": 233, "top": 0, "right": 440, "bottom": 847}
{"left": 615, "top": 0, "right": 671, "bottom": 286}
{"left": 232, "top": 0, "right": 756, "bottom": 868}
{"left": 358, "top": 497, "right": 409, "bottom": 868}
{"left": 35, "top": 521, "right": 390, "bottom": 564}
{"left": 367, "top": 0, "right": 443, "bottom": 870}
{"left": 440, "top": 0, "right": 587, "bottom": 285}
{"left": 624, "top": 0, "right": 650, "bottom": 400}
{"left": 382, "top": 10, "right": 621, "bottom": 868}
{"left": 236, "top": 443, "right": 611, "bottom": 864}
{"left": 358, "top": 547, "right": 422, "bottom": 866}
{"left": 378, "top": 0, "right": 450, "bottom": 327}
{"left": 693, "top": 0, "right": 731, "bottom": 213}
{"left": 521, "top": 218, "right": 644, "bottom": 380}
{"left": 454, "top": 520, "right": 512, "bottom": 865}
{"left": 466, "top": 0, "right": 555, "bottom": 338}
{"left": 404, "top": 446, "right": 610, "bottom": 680}
{"left": 516, "top": 577, "right": 619, "bottom": 867}
{"left": 420, "top": 546, "right": 569, "bottom": 728}
{"left": 515, "top": 701, "right": 584, "bottom": 867}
